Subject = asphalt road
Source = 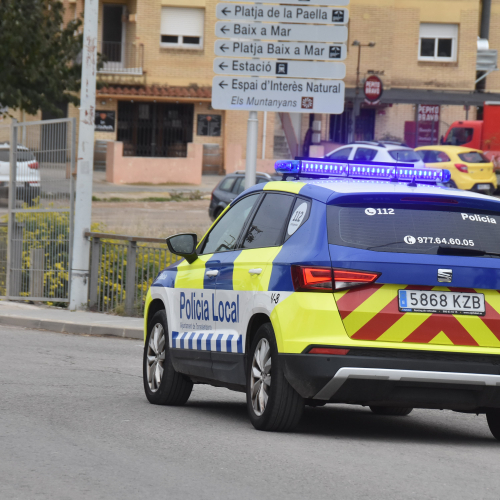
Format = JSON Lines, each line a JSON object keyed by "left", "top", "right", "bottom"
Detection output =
{"left": 1, "top": 326, "right": 499, "bottom": 500}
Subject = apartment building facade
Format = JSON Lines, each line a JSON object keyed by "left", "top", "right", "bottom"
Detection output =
{"left": 6, "top": 0, "right": 500, "bottom": 182}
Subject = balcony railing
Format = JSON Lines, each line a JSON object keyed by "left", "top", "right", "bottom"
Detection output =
{"left": 98, "top": 42, "right": 144, "bottom": 75}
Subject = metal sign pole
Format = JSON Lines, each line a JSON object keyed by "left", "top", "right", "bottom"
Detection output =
{"left": 69, "top": 0, "right": 98, "bottom": 310}
{"left": 245, "top": 111, "right": 258, "bottom": 189}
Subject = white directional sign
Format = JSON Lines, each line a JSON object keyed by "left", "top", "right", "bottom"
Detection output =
{"left": 214, "top": 57, "right": 346, "bottom": 79}
{"left": 221, "top": 0, "right": 349, "bottom": 5}
{"left": 217, "top": 3, "right": 349, "bottom": 25}
{"left": 212, "top": 76, "right": 345, "bottom": 114}
{"left": 216, "top": 21, "right": 347, "bottom": 43}
{"left": 215, "top": 40, "right": 347, "bottom": 60}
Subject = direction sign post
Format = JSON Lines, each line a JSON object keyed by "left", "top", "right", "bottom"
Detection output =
{"left": 215, "top": 21, "right": 347, "bottom": 42}
{"left": 214, "top": 58, "right": 346, "bottom": 79}
{"left": 212, "top": 0, "right": 350, "bottom": 188}
{"left": 216, "top": 3, "right": 349, "bottom": 25}
{"left": 221, "top": 0, "right": 349, "bottom": 4}
{"left": 213, "top": 77, "right": 345, "bottom": 113}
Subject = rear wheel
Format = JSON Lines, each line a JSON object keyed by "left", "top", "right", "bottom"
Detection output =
{"left": 143, "top": 310, "right": 193, "bottom": 406}
{"left": 369, "top": 406, "right": 413, "bottom": 416}
{"left": 246, "top": 323, "right": 304, "bottom": 432}
{"left": 486, "top": 409, "right": 500, "bottom": 441}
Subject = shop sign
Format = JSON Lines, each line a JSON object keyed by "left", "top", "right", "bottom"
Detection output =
{"left": 197, "top": 115, "right": 222, "bottom": 137}
{"left": 94, "top": 110, "right": 115, "bottom": 132}
{"left": 417, "top": 104, "right": 440, "bottom": 145}
{"left": 364, "top": 75, "right": 383, "bottom": 103}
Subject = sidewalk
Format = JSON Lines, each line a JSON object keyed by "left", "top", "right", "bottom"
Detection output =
{"left": 0, "top": 301, "right": 143, "bottom": 340}
{"left": 92, "top": 171, "right": 221, "bottom": 197}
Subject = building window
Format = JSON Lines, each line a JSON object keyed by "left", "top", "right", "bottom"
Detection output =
{"left": 419, "top": 24, "right": 458, "bottom": 62}
{"left": 117, "top": 102, "right": 194, "bottom": 157}
{"left": 160, "top": 7, "right": 204, "bottom": 49}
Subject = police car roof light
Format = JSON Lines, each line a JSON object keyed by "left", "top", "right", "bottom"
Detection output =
{"left": 274, "top": 159, "right": 452, "bottom": 184}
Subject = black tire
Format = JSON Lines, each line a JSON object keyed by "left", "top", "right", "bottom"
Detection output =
{"left": 143, "top": 310, "right": 193, "bottom": 406}
{"left": 369, "top": 406, "right": 413, "bottom": 416}
{"left": 486, "top": 409, "right": 500, "bottom": 441}
{"left": 246, "top": 323, "right": 304, "bottom": 432}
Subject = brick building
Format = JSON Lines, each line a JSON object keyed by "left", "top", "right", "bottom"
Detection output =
{"left": 6, "top": 0, "right": 500, "bottom": 182}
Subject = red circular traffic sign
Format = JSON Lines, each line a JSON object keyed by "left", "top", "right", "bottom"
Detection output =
{"left": 364, "top": 75, "right": 383, "bottom": 103}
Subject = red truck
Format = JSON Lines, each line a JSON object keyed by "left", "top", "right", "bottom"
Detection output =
{"left": 443, "top": 102, "right": 500, "bottom": 172}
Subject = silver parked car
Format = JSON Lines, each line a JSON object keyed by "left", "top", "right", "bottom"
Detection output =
{"left": 0, "top": 143, "right": 41, "bottom": 204}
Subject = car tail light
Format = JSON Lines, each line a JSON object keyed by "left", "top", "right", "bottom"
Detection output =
{"left": 309, "top": 347, "right": 350, "bottom": 355}
{"left": 28, "top": 161, "right": 39, "bottom": 170}
{"left": 455, "top": 163, "right": 468, "bottom": 173}
{"left": 333, "top": 269, "right": 381, "bottom": 290}
{"left": 291, "top": 266, "right": 380, "bottom": 292}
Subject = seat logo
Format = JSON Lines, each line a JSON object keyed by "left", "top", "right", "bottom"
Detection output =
{"left": 438, "top": 269, "right": 453, "bottom": 283}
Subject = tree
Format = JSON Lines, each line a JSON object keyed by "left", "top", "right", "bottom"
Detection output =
{"left": 0, "top": 0, "right": 83, "bottom": 116}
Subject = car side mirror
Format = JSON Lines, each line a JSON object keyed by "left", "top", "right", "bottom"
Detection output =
{"left": 166, "top": 233, "right": 198, "bottom": 263}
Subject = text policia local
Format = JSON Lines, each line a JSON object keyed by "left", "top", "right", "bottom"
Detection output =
{"left": 180, "top": 292, "right": 240, "bottom": 323}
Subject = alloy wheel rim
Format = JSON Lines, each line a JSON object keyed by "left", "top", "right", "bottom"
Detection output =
{"left": 250, "top": 338, "right": 272, "bottom": 416}
{"left": 147, "top": 323, "right": 166, "bottom": 392}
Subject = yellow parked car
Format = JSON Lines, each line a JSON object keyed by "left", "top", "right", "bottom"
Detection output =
{"left": 416, "top": 146, "right": 497, "bottom": 195}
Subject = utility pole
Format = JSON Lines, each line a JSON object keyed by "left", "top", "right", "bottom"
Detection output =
{"left": 351, "top": 41, "right": 375, "bottom": 142}
{"left": 245, "top": 111, "right": 258, "bottom": 190}
{"left": 69, "top": 0, "right": 98, "bottom": 310}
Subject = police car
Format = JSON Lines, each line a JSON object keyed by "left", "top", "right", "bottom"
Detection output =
{"left": 143, "top": 158, "right": 500, "bottom": 438}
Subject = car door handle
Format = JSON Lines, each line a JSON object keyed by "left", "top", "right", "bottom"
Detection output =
{"left": 248, "top": 268, "right": 262, "bottom": 275}
{"left": 205, "top": 269, "right": 219, "bottom": 277}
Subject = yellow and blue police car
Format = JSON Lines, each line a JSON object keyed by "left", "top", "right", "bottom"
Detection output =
{"left": 143, "top": 158, "right": 500, "bottom": 438}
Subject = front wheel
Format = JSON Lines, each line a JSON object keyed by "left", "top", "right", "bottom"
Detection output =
{"left": 486, "top": 409, "right": 500, "bottom": 441}
{"left": 370, "top": 406, "right": 413, "bottom": 416}
{"left": 143, "top": 310, "right": 193, "bottom": 406}
{"left": 246, "top": 323, "right": 304, "bottom": 432}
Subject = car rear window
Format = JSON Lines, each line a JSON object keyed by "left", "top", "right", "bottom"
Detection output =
{"left": 0, "top": 149, "right": 35, "bottom": 162}
{"left": 327, "top": 205, "right": 500, "bottom": 257}
{"left": 458, "top": 152, "right": 489, "bottom": 164}
{"left": 388, "top": 150, "right": 421, "bottom": 162}
{"left": 219, "top": 177, "right": 236, "bottom": 192}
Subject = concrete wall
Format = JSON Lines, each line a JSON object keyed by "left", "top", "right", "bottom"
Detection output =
{"left": 106, "top": 141, "right": 203, "bottom": 184}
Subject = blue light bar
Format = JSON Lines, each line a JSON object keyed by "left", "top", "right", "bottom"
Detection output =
{"left": 275, "top": 159, "right": 451, "bottom": 184}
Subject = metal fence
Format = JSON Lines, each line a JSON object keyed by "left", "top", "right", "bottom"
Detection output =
{"left": 6, "top": 118, "right": 75, "bottom": 302}
{"left": 86, "top": 232, "right": 180, "bottom": 316}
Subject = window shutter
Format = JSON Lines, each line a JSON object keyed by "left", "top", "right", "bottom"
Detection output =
{"left": 161, "top": 7, "right": 205, "bottom": 37}
{"left": 419, "top": 23, "right": 458, "bottom": 39}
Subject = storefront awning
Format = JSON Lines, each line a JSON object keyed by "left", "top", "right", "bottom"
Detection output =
{"left": 345, "top": 87, "right": 500, "bottom": 106}
{"left": 97, "top": 85, "right": 212, "bottom": 100}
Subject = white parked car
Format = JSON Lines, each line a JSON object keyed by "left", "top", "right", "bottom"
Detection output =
{"left": 325, "top": 141, "right": 425, "bottom": 168}
{"left": 0, "top": 143, "right": 41, "bottom": 205}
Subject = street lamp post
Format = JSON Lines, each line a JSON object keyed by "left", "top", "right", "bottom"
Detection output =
{"left": 351, "top": 41, "right": 375, "bottom": 142}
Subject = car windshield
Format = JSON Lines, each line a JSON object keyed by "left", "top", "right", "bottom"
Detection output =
{"left": 389, "top": 150, "right": 421, "bottom": 162}
{"left": 327, "top": 205, "right": 500, "bottom": 257}
{"left": 445, "top": 127, "right": 473, "bottom": 146}
{"left": 458, "top": 152, "right": 489, "bottom": 164}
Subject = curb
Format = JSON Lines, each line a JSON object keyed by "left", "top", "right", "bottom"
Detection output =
{"left": 0, "top": 314, "right": 143, "bottom": 340}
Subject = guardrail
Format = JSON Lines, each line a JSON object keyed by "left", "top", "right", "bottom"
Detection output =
{"left": 85, "top": 232, "right": 180, "bottom": 316}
